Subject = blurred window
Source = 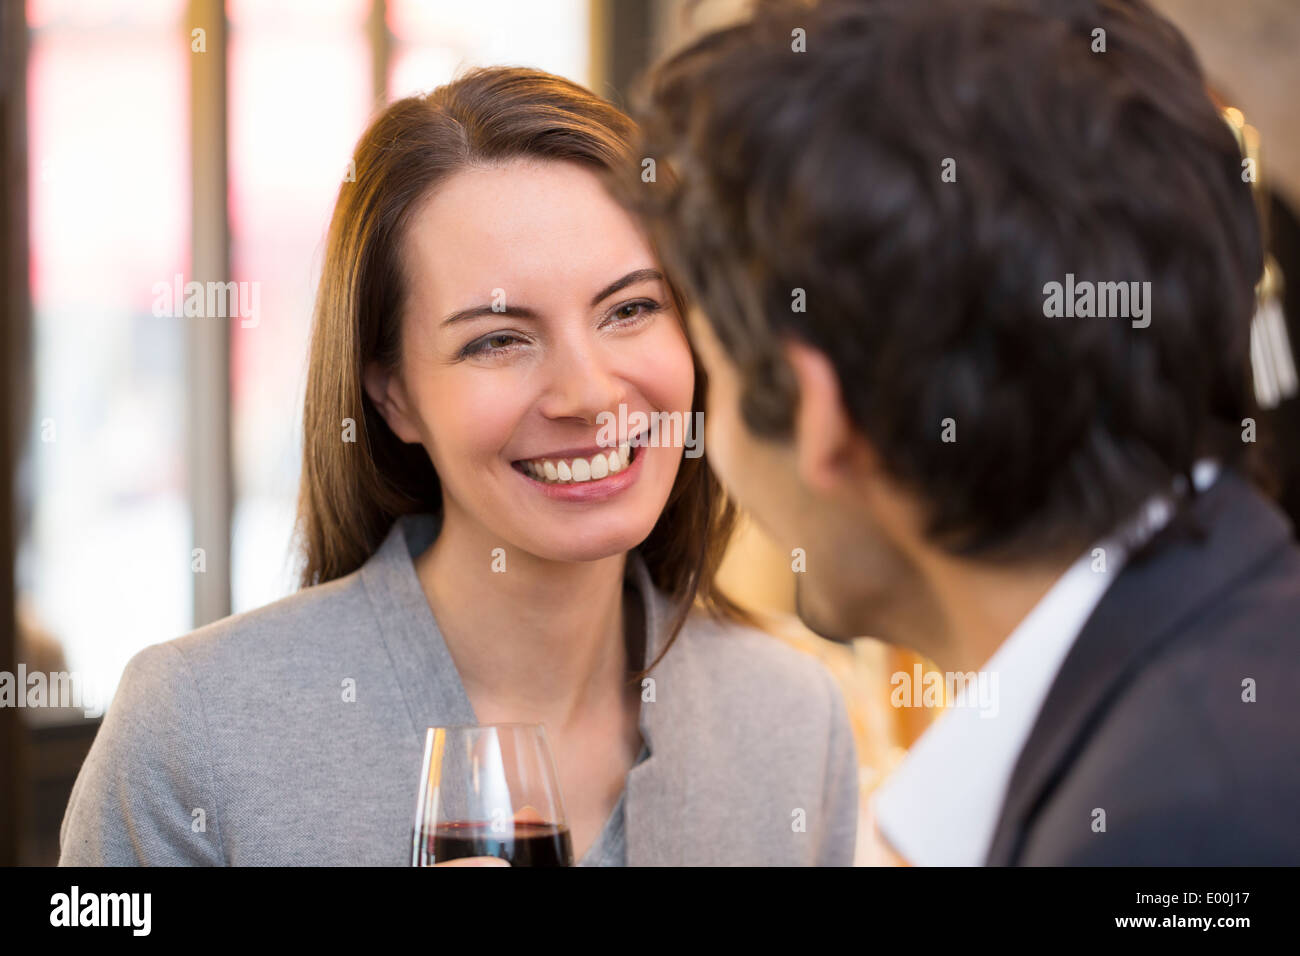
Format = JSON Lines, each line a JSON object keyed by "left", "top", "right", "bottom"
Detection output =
{"left": 19, "top": 0, "right": 593, "bottom": 714}
{"left": 20, "top": 0, "right": 191, "bottom": 714}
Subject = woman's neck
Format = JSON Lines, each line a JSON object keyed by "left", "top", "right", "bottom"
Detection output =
{"left": 414, "top": 510, "right": 635, "bottom": 733}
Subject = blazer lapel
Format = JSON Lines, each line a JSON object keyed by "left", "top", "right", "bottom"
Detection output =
{"left": 363, "top": 518, "right": 699, "bottom": 864}
{"left": 622, "top": 553, "right": 701, "bottom": 866}
{"left": 985, "top": 472, "right": 1293, "bottom": 865}
{"left": 361, "top": 513, "right": 478, "bottom": 741}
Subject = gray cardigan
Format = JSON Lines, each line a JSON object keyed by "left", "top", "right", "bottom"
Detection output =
{"left": 59, "top": 513, "right": 860, "bottom": 866}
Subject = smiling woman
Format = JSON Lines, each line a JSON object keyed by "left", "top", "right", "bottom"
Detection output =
{"left": 360, "top": 158, "right": 695, "bottom": 568}
{"left": 58, "top": 66, "right": 861, "bottom": 867}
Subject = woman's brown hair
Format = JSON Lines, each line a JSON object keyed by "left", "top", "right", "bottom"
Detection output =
{"left": 294, "top": 66, "right": 754, "bottom": 671}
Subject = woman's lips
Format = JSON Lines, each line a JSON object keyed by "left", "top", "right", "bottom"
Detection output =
{"left": 516, "top": 441, "right": 632, "bottom": 484}
{"left": 511, "top": 438, "right": 647, "bottom": 502}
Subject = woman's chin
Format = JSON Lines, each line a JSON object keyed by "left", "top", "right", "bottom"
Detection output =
{"left": 513, "top": 518, "right": 659, "bottom": 565}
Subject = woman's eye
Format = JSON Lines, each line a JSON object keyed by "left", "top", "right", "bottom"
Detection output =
{"left": 460, "top": 333, "right": 524, "bottom": 358}
{"left": 608, "top": 299, "right": 661, "bottom": 324}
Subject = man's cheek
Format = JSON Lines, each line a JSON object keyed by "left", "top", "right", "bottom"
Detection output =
{"left": 704, "top": 407, "right": 740, "bottom": 490}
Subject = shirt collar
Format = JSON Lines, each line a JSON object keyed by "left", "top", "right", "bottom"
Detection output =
{"left": 873, "top": 460, "right": 1220, "bottom": 865}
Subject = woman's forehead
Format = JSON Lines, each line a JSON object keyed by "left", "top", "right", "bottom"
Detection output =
{"left": 403, "top": 160, "right": 657, "bottom": 310}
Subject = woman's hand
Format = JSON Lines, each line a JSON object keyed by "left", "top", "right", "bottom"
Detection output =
{"left": 435, "top": 856, "right": 510, "bottom": 866}
{"left": 428, "top": 806, "right": 546, "bottom": 865}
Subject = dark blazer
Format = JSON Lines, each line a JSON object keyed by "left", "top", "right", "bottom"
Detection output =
{"left": 986, "top": 470, "right": 1300, "bottom": 865}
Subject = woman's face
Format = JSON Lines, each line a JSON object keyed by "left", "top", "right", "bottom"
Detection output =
{"left": 367, "top": 158, "right": 695, "bottom": 563}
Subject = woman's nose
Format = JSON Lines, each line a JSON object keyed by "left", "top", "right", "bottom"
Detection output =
{"left": 535, "top": 338, "right": 627, "bottom": 424}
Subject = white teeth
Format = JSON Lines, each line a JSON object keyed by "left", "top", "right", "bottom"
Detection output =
{"left": 521, "top": 442, "right": 635, "bottom": 485}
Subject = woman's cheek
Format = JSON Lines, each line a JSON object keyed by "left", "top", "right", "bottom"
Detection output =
{"left": 636, "top": 322, "right": 696, "bottom": 413}
{"left": 421, "top": 376, "right": 522, "bottom": 468}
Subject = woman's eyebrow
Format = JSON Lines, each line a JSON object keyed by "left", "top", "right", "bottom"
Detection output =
{"left": 439, "top": 269, "right": 663, "bottom": 327}
{"left": 589, "top": 268, "right": 664, "bottom": 306}
{"left": 440, "top": 303, "right": 540, "bottom": 327}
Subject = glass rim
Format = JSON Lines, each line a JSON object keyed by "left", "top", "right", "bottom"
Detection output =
{"left": 423, "top": 722, "right": 547, "bottom": 731}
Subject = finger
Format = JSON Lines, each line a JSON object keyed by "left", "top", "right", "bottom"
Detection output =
{"left": 436, "top": 856, "right": 511, "bottom": 867}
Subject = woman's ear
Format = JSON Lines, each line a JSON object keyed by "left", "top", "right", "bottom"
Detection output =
{"left": 362, "top": 360, "right": 421, "bottom": 444}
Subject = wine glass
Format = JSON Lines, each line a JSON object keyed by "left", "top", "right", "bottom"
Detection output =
{"left": 411, "top": 723, "right": 574, "bottom": 867}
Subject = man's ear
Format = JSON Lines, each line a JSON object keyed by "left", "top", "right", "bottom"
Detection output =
{"left": 781, "top": 338, "right": 877, "bottom": 495}
{"left": 362, "top": 360, "right": 421, "bottom": 444}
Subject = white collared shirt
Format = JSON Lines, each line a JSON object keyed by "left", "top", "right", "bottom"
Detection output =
{"left": 872, "top": 461, "right": 1220, "bottom": 865}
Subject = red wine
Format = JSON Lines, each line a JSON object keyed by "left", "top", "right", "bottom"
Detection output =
{"left": 415, "top": 821, "right": 574, "bottom": 867}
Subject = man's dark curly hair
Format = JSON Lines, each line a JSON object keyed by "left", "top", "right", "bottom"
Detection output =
{"left": 619, "top": 0, "right": 1265, "bottom": 561}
